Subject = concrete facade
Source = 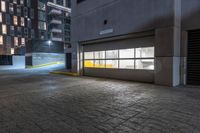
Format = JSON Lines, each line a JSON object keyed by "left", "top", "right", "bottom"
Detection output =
{"left": 26, "top": 53, "right": 65, "bottom": 66}
{"left": 70, "top": 0, "right": 200, "bottom": 86}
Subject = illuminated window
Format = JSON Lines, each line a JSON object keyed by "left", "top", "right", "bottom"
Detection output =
{"left": 21, "top": 38, "right": 25, "bottom": 45}
{"left": 1, "top": 1, "right": 6, "bottom": 12}
{"left": 119, "top": 60, "right": 135, "bottom": 69}
{"left": 21, "top": 17, "right": 25, "bottom": 26}
{"left": 2, "top": 25, "right": 7, "bottom": 34}
{"left": 94, "top": 51, "right": 105, "bottom": 59}
{"left": 13, "top": 16, "right": 18, "bottom": 25}
{"left": 20, "top": 0, "right": 24, "bottom": 4}
{"left": 106, "top": 60, "right": 118, "bottom": 68}
{"left": 0, "top": 13, "right": 2, "bottom": 22}
{"left": 136, "top": 47, "right": 154, "bottom": 58}
{"left": 94, "top": 60, "right": 105, "bottom": 68}
{"left": 84, "top": 60, "right": 94, "bottom": 68}
{"left": 11, "top": 48, "right": 14, "bottom": 55}
{"left": 135, "top": 47, "right": 154, "bottom": 70}
{"left": 0, "top": 36, "right": 3, "bottom": 45}
{"left": 135, "top": 59, "right": 154, "bottom": 70}
{"left": 106, "top": 50, "right": 118, "bottom": 59}
{"left": 119, "top": 48, "right": 135, "bottom": 58}
{"left": 84, "top": 52, "right": 94, "bottom": 59}
{"left": 14, "top": 37, "right": 18, "bottom": 46}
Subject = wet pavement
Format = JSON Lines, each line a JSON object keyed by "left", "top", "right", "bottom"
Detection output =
{"left": 0, "top": 67, "right": 200, "bottom": 133}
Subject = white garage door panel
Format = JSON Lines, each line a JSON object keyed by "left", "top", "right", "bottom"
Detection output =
{"left": 83, "top": 36, "right": 155, "bottom": 83}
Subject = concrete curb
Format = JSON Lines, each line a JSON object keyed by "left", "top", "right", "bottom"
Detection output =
{"left": 50, "top": 71, "right": 79, "bottom": 76}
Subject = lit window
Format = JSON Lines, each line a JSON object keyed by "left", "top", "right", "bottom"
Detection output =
{"left": 106, "top": 60, "right": 118, "bottom": 68}
{"left": 119, "top": 60, "right": 135, "bottom": 69}
{"left": 21, "top": 38, "right": 25, "bottom": 45}
{"left": 94, "top": 60, "right": 105, "bottom": 68}
{"left": 135, "top": 47, "right": 155, "bottom": 70}
{"left": 136, "top": 47, "right": 154, "bottom": 58}
{"left": 106, "top": 50, "right": 118, "bottom": 59}
{"left": 0, "top": 13, "right": 2, "bottom": 22}
{"left": 119, "top": 48, "right": 135, "bottom": 58}
{"left": 84, "top": 52, "right": 94, "bottom": 59}
{"left": 14, "top": 37, "right": 18, "bottom": 46}
{"left": 1, "top": 1, "right": 6, "bottom": 12}
{"left": 2, "top": 25, "right": 7, "bottom": 34}
{"left": 136, "top": 59, "right": 154, "bottom": 70}
{"left": 13, "top": 16, "right": 18, "bottom": 25}
{"left": 0, "top": 36, "right": 3, "bottom": 45}
{"left": 21, "top": 17, "right": 25, "bottom": 26}
{"left": 11, "top": 48, "right": 14, "bottom": 55}
{"left": 94, "top": 51, "right": 105, "bottom": 59}
{"left": 84, "top": 60, "right": 94, "bottom": 68}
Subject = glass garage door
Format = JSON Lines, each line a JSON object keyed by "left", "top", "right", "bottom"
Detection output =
{"left": 84, "top": 47, "right": 155, "bottom": 70}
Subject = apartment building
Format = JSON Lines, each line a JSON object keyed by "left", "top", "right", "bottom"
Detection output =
{"left": 70, "top": 0, "right": 200, "bottom": 86}
{"left": 26, "top": 0, "right": 71, "bottom": 66}
{"left": 0, "top": 0, "right": 71, "bottom": 67}
{"left": 0, "top": 0, "right": 34, "bottom": 55}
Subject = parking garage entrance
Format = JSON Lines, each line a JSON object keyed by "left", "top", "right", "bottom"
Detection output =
{"left": 187, "top": 30, "right": 200, "bottom": 85}
{"left": 82, "top": 34, "right": 155, "bottom": 83}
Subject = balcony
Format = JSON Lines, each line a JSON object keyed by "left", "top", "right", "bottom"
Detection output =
{"left": 51, "top": 28, "right": 62, "bottom": 33}
{"left": 50, "top": 20, "right": 62, "bottom": 25}
{"left": 48, "top": 9, "right": 62, "bottom": 15}
{"left": 51, "top": 37, "right": 63, "bottom": 42}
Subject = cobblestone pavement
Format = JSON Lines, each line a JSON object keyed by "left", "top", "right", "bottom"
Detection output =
{"left": 0, "top": 69, "right": 200, "bottom": 133}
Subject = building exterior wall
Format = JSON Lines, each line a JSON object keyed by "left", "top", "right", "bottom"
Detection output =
{"left": 0, "top": 0, "right": 35, "bottom": 55}
{"left": 71, "top": 0, "right": 183, "bottom": 86}
{"left": 31, "top": 53, "right": 65, "bottom": 66}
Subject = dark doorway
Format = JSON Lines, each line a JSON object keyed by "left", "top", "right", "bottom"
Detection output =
{"left": 66, "top": 53, "right": 72, "bottom": 69}
{"left": 187, "top": 30, "right": 200, "bottom": 85}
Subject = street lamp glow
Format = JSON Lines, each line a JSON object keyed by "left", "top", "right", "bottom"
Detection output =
{"left": 48, "top": 40, "right": 52, "bottom": 45}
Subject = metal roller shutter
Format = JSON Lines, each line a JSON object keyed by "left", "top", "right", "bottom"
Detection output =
{"left": 187, "top": 30, "right": 200, "bottom": 85}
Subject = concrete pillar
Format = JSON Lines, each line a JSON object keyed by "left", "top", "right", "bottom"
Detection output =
{"left": 155, "top": 26, "right": 181, "bottom": 86}
{"left": 180, "top": 31, "right": 188, "bottom": 85}
{"left": 71, "top": 42, "right": 79, "bottom": 73}
{"left": 155, "top": 0, "right": 181, "bottom": 87}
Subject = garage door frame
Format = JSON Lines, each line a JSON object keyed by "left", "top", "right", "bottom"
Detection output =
{"left": 79, "top": 30, "right": 155, "bottom": 83}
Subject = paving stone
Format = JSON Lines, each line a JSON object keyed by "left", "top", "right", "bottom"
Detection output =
{"left": 0, "top": 69, "right": 200, "bottom": 133}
